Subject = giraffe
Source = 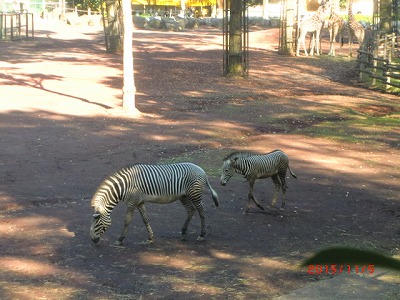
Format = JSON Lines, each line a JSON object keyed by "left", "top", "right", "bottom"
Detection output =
{"left": 327, "top": 11, "right": 345, "bottom": 56}
{"left": 296, "top": 1, "right": 330, "bottom": 57}
{"left": 346, "top": 0, "right": 365, "bottom": 57}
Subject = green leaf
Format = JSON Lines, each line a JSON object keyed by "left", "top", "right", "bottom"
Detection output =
{"left": 302, "top": 247, "right": 400, "bottom": 271}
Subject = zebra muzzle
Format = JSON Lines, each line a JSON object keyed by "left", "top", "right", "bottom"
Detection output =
{"left": 92, "top": 237, "right": 100, "bottom": 243}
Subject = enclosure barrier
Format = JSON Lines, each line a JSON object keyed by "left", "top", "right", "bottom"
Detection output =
{"left": 0, "top": 11, "right": 34, "bottom": 41}
{"left": 358, "top": 33, "right": 400, "bottom": 90}
{"left": 222, "top": 0, "right": 249, "bottom": 76}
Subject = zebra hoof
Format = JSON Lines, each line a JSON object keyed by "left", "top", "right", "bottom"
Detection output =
{"left": 139, "top": 239, "right": 154, "bottom": 245}
{"left": 114, "top": 240, "right": 124, "bottom": 246}
{"left": 196, "top": 236, "right": 205, "bottom": 242}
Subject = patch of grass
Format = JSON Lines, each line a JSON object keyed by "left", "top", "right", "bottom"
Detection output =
{"left": 159, "top": 98, "right": 399, "bottom": 167}
{"left": 298, "top": 113, "right": 400, "bottom": 145}
{"left": 159, "top": 149, "right": 226, "bottom": 177}
{"left": 359, "top": 59, "right": 400, "bottom": 94}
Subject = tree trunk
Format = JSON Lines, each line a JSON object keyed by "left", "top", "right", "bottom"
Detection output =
{"left": 227, "top": 0, "right": 244, "bottom": 75}
{"left": 379, "top": 0, "right": 392, "bottom": 33}
{"left": 106, "top": 0, "right": 123, "bottom": 53}
{"left": 122, "top": 0, "right": 140, "bottom": 115}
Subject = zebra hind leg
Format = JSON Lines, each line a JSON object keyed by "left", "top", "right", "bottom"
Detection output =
{"left": 194, "top": 200, "right": 207, "bottom": 242}
{"left": 180, "top": 197, "right": 196, "bottom": 241}
{"left": 280, "top": 175, "right": 288, "bottom": 211}
{"left": 270, "top": 175, "right": 282, "bottom": 208}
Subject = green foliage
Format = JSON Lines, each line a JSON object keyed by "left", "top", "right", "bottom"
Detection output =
{"left": 341, "top": 14, "right": 373, "bottom": 24}
{"left": 302, "top": 247, "right": 400, "bottom": 271}
{"left": 339, "top": 0, "right": 346, "bottom": 9}
{"left": 248, "top": 0, "right": 263, "bottom": 6}
{"left": 74, "top": 0, "right": 103, "bottom": 11}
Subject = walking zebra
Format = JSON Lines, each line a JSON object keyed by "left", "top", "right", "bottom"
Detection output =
{"left": 90, "top": 162, "right": 219, "bottom": 245}
{"left": 220, "top": 150, "right": 297, "bottom": 213}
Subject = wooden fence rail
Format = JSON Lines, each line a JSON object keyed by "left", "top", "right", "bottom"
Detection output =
{"left": 357, "top": 32, "right": 400, "bottom": 91}
{"left": 0, "top": 11, "right": 34, "bottom": 41}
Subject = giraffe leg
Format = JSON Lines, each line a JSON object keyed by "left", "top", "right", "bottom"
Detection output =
{"left": 315, "top": 31, "right": 320, "bottom": 56}
{"left": 332, "top": 26, "right": 339, "bottom": 56}
{"left": 328, "top": 26, "right": 334, "bottom": 56}
{"left": 348, "top": 35, "right": 353, "bottom": 57}
{"left": 302, "top": 36, "right": 309, "bottom": 56}
{"left": 296, "top": 34, "right": 302, "bottom": 56}
{"left": 297, "top": 32, "right": 308, "bottom": 56}
{"left": 310, "top": 33, "right": 316, "bottom": 56}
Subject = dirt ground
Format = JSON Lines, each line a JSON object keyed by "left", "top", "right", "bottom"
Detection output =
{"left": 1, "top": 18, "right": 399, "bottom": 299}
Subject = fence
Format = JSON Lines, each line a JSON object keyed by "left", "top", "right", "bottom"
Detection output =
{"left": 0, "top": 11, "right": 34, "bottom": 41}
{"left": 358, "top": 32, "right": 400, "bottom": 90}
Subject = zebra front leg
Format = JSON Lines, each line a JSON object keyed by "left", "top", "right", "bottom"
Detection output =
{"left": 180, "top": 198, "right": 195, "bottom": 241}
{"left": 115, "top": 206, "right": 136, "bottom": 246}
{"left": 247, "top": 179, "right": 265, "bottom": 214}
{"left": 137, "top": 203, "right": 155, "bottom": 244}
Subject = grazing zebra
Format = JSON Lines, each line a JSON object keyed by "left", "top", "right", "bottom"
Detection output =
{"left": 90, "top": 162, "right": 219, "bottom": 245}
{"left": 220, "top": 150, "right": 297, "bottom": 213}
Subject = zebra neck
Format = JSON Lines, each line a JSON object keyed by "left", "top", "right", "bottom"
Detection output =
{"left": 94, "top": 196, "right": 120, "bottom": 215}
{"left": 233, "top": 164, "right": 248, "bottom": 177}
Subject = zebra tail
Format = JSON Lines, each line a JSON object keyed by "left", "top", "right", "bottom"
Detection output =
{"left": 206, "top": 178, "right": 219, "bottom": 207}
{"left": 289, "top": 166, "right": 297, "bottom": 179}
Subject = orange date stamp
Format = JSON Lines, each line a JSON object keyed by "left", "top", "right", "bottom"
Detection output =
{"left": 308, "top": 264, "right": 375, "bottom": 275}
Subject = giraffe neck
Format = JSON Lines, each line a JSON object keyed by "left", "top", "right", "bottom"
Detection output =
{"left": 348, "top": 0, "right": 354, "bottom": 21}
{"left": 315, "top": 6, "right": 326, "bottom": 22}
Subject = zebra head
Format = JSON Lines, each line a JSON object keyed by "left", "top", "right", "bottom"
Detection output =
{"left": 220, "top": 157, "right": 237, "bottom": 186}
{"left": 90, "top": 212, "right": 111, "bottom": 243}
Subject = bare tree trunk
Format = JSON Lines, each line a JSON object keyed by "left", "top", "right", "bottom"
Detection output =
{"left": 227, "top": 0, "right": 244, "bottom": 75}
{"left": 106, "top": 0, "right": 123, "bottom": 53}
{"left": 122, "top": 0, "right": 140, "bottom": 115}
{"left": 379, "top": 0, "right": 392, "bottom": 33}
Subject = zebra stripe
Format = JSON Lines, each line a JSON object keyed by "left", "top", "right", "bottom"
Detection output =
{"left": 90, "top": 162, "right": 219, "bottom": 245}
{"left": 220, "top": 150, "right": 296, "bottom": 213}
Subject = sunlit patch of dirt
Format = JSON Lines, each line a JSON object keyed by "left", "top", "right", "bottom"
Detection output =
{"left": 242, "top": 115, "right": 347, "bottom": 134}
{"left": 357, "top": 105, "right": 399, "bottom": 117}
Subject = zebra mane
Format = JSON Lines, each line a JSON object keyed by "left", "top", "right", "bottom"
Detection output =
{"left": 224, "top": 150, "right": 282, "bottom": 161}
{"left": 91, "top": 183, "right": 108, "bottom": 214}
{"left": 91, "top": 166, "right": 135, "bottom": 214}
{"left": 223, "top": 151, "right": 257, "bottom": 161}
